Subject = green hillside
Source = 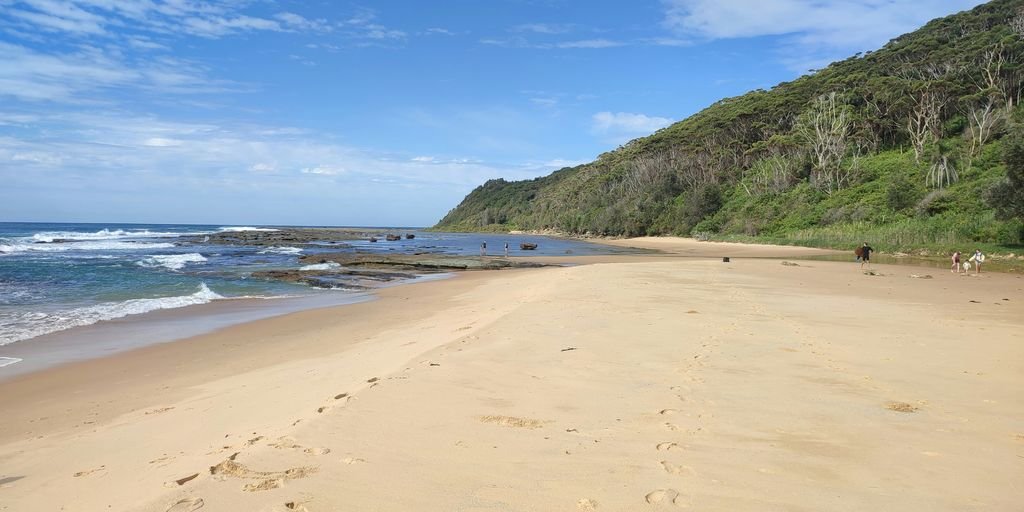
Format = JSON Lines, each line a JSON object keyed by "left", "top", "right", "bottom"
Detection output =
{"left": 435, "top": 0, "right": 1024, "bottom": 255}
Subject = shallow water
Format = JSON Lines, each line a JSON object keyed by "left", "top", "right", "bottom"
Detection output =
{"left": 0, "top": 222, "right": 637, "bottom": 376}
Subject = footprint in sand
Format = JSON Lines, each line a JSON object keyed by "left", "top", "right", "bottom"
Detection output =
{"left": 166, "top": 497, "right": 204, "bottom": 512}
{"left": 479, "top": 415, "right": 547, "bottom": 429}
{"left": 645, "top": 488, "right": 687, "bottom": 507}
{"left": 659, "top": 409, "right": 678, "bottom": 416}
{"left": 342, "top": 457, "right": 367, "bottom": 465}
{"left": 663, "top": 423, "right": 679, "bottom": 431}
{"left": 209, "top": 454, "right": 317, "bottom": 491}
{"left": 656, "top": 442, "right": 682, "bottom": 452}
{"left": 285, "top": 501, "right": 311, "bottom": 512}
{"left": 577, "top": 498, "right": 599, "bottom": 510}
{"left": 244, "top": 479, "right": 283, "bottom": 492}
{"left": 269, "top": 437, "right": 330, "bottom": 456}
{"left": 660, "top": 461, "right": 695, "bottom": 476}
{"left": 73, "top": 466, "right": 105, "bottom": 477}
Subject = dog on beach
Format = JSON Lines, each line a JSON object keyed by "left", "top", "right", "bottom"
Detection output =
{"left": 961, "top": 261, "right": 971, "bottom": 272}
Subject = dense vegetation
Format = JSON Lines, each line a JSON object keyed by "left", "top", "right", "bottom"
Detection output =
{"left": 435, "top": 0, "right": 1024, "bottom": 255}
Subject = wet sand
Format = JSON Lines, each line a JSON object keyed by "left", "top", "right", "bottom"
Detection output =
{"left": 0, "top": 238, "right": 1021, "bottom": 511}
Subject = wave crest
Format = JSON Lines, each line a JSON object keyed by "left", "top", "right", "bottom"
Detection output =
{"left": 0, "top": 283, "right": 224, "bottom": 346}
{"left": 137, "top": 253, "right": 207, "bottom": 270}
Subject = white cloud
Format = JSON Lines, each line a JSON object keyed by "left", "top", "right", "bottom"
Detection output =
{"left": 4, "top": 1, "right": 338, "bottom": 41}
{"left": 511, "top": 23, "right": 574, "bottom": 34}
{"left": 301, "top": 165, "right": 346, "bottom": 175}
{"left": 481, "top": 37, "right": 626, "bottom": 50}
{"left": 556, "top": 39, "right": 624, "bottom": 49}
{"left": 411, "top": 156, "right": 435, "bottom": 162}
{"left": 250, "top": 162, "right": 276, "bottom": 172}
{"left": 143, "top": 137, "right": 182, "bottom": 147}
{"left": 424, "top": 27, "right": 454, "bottom": 36}
{"left": 662, "top": 0, "right": 987, "bottom": 71}
{"left": 0, "top": 41, "right": 233, "bottom": 102}
{"left": 529, "top": 97, "right": 558, "bottom": 108}
{"left": 592, "top": 111, "right": 673, "bottom": 134}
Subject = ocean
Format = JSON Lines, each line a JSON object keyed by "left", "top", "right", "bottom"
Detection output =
{"left": 0, "top": 222, "right": 633, "bottom": 372}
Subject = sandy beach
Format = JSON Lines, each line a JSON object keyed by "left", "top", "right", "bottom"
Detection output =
{"left": 0, "top": 238, "right": 1021, "bottom": 511}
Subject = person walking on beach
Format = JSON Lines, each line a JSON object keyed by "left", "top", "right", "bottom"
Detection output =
{"left": 860, "top": 242, "right": 873, "bottom": 270}
{"left": 480, "top": 241, "right": 487, "bottom": 257}
{"left": 951, "top": 251, "right": 962, "bottom": 273}
{"left": 969, "top": 249, "right": 985, "bottom": 274}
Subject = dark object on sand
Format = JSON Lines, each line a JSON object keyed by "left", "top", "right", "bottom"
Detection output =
{"left": 405, "top": 234, "right": 415, "bottom": 239}
{"left": 520, "top": 243, "right": 538, "bottom": 250}
{"left": 368, "top": 237, "right": 378, "bottom": 242}
{"left": 386, "top": 234, "right": 401, "bottom": 241}
{"left": 722, "top": 257, "right": 730, "bottom": 263}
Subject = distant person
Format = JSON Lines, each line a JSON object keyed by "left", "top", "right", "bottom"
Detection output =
{"left": 951, "top": 251, "right": 961, "bottom": 273}
{"left": 480, "top": 241, "right": 487, "bottom": 257}
{"left": 504, "top": 242, "right": 509, "bottom": 257}
{"left": 969, "top": 249, "right": 984, "bottom": 274}
{"left": 860, "top": 242, "right": 873, "bottom": 270}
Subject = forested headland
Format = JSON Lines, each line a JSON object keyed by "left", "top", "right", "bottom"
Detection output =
{"left": 435, "top": 0, "right": 1024, "bottom": 258}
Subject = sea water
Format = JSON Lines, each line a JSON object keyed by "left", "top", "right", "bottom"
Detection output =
{"left": 0, "top": 222, "right": 635, "bottom": 372}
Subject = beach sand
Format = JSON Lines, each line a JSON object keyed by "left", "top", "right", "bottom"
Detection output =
{"left": 0, "top": 238, "right": 1021, "bottom": 511}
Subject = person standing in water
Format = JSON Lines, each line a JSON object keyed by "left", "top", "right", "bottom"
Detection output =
{"left": 860, "top": 242, "right": 874, "bottom": 270}
{"left": 504, "top": 242, "right": 509, "bottom": 257}
{"left": 951, "top": 251, "right": 962, "bottom": 273}
{"left": 480, "top": 241, "right": 487, "bottom": 257}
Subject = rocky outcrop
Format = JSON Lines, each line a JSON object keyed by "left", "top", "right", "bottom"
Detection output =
{"left": 297, "top": 253, "right": 547, "bottom": 271}
{"left": 250, "top": 267, "right": 419, "bottom": 289}
{"left": 179, "top": 228, "right": 383, "bottom": 247}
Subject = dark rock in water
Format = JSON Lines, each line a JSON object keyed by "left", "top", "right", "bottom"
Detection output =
{"left": 178, "top": 228, "right": 375, "bottom": 247}
{"left": 251, "top": 267, "right": 417, "bottom": 289}
{"left": 297, "top": 253, "right": 547, "bottom": 271}
{"left": 386, "top": 234, "right": 401, "bottom": 241}
{"left": 369, "top": 237, "right": 378, "bottom": 242}
{"left": 520, "top": 243, "right": 538, "bottom": 250}
{"left": 405, "top": 234, "right": 415, "bottom": 239}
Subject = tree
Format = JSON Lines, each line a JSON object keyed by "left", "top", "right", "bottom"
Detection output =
{"left": 990, "top": 125, "right": 1024, "bottom": 221}
{"left": 907, "top": 88, "right": 948, "bottom": 163}
{"left": 796, "top": 92, "right": 853, "bottom": 194}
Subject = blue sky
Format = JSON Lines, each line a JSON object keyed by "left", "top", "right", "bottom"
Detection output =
{"left": 0, "top": 0, "right": 986, "bottom": 226}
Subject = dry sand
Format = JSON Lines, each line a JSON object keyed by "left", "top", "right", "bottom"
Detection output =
{"left": 0, "top": 237, "right": 1021, "bottom": 511}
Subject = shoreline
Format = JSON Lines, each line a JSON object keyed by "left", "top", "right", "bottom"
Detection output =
{"left": 1, "top": 237, "right": 1020, "bottom": 511}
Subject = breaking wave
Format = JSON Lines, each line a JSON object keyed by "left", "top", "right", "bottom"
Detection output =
{"left": 0, "top": 283, "right": 225, "bottom": 346}
{"left": 137, "top": 253, "right": 207, "bottom": 271}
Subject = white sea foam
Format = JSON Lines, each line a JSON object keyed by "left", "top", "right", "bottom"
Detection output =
{"left": 258, "top": 246, "right": 303, "bottom": 255}
{"left": 30, "top": 229, "right": 202, "bottom": 243}
{"left": 300, "top": 262, "right": 341, "bottom": 271}
{"left": 0, "top": 240, "right": 175, "bottom": 254}
{"left": 218, "top": 226, "right": 278, "bottom": 232}
{"left": 0, "top": 283, "right": 224, "bottom": 346}
{"left": 0, "top": 357, "right": 22, "bottom": 368}
{"left": 137, "top": 253, "right": 207, "bottom": 270}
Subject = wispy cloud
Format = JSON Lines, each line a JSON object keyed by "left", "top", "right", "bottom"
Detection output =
{"left": 481, "top": 37, "right": 627, "bottom": 50}
{"left": 556, "top": 39, "right": 623, "bottom": 49}
{"left": 661, "top": 0, "right": 987, "bottom": 71}
{"left": 511, "top": 23, "right": 574, "bottom": 34}
{"left": 424, "top": 27, "right": 455, "bottom": 36}
{"left": 340, "top": 8, "right": 406, "bottom": 42}
{"left": 592, "top": 111, "right": 674, "bottom": 144}
{"left": 0, "top": 41, "right": 232, "bottom": 102}
{"left": 0, "top": 111, "right": 558, "bottom": 190}
{"left": 2, "top": 1, "right": 337, "bottom": 40}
